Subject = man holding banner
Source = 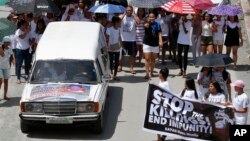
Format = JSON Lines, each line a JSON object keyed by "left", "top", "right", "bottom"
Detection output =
{"left": 143, "top": 83, "right": 234, "bottom": 141}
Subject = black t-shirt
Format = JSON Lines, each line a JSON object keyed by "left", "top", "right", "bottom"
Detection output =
{"left": 143, "top": 21, "right": 162, "bottom": 47}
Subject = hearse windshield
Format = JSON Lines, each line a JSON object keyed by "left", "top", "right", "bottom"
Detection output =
{"left": 30, "top": 60, "right": 97, "bottom": 84}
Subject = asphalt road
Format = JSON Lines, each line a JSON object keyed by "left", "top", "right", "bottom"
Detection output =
{"left": 0, "top": 2, "right": 250, "bottom": 141}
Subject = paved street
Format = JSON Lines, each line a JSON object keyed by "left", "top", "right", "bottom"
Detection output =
{"left": 0, "top": 1, "right": 250, "bottom": 141}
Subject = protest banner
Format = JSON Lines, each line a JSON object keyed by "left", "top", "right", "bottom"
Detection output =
{"left": 143, "top": 83, "right": 234, "bottom": 141}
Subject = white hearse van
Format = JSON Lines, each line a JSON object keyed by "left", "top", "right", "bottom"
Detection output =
{"left": 19, "top": 22, "right": 110, "bottom": 133}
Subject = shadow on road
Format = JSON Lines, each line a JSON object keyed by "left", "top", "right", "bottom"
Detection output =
{"left": 185, "top": 72, "right": 199, "bottom": 80}
{"left": 226, "top": 64, "right": 250, "bottom": 71}
{"left": 25, "top": 86, "right": 123, "bottom": 140}
{"left": 150, "top": 139, "right": 183, "bottom": 141}
{"left": 113, "top": 75, "right": 149, "bottom": 83}
{"left": 0, "top": 97, "right": 20, "bottom": 107}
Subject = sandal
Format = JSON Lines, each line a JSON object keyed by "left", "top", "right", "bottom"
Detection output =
{"left": 177, "top": 71, "right": 183, "bottom": 76}
{"left": 4, "top": 97, "right": 10, "bottom": 100}
{"left": 130, "top": 70, "right": 136, "bottom": 74}
{"left": 150, "top": 73, "right": 156, "bottom": 77}
{"left": 233, "top": 66, "right": 237, "bottom": 70}
{"left": 144, "top": 75, "right": 150, "bottom": 79}
{"left": 16, "top": 79, "right": 21, "bottom": 84}
{"left": 113, "top": 77, "right": 120, "bottom": 81}
{"left": 183, "top": 71, "right": 187, "bottom": 78}
{"left": 117, "top": 67, "right": 122, "bottom": 72}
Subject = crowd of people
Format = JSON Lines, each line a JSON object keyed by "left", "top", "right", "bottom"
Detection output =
{"left": 0, "top": 0, "right": 249, "bottom": 140}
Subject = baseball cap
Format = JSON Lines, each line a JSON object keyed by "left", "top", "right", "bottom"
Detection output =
{"left": 230, "top": 80, "right": 245, "bottom": 88}
{"left": 2, "top": 36, "right": 11, "bottom": 43}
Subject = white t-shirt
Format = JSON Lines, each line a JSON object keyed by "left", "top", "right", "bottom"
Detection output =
{"left": 30, "top": 20, "right": 37, "bottom": 34}
{"left": 61, "top": 14, "right": 80, "bottom": 21}
{"left": 120, "top": 16, "right": 136, "bottom": 42}
{"left": 32, "top": 32, "right": 43, "bottom": 44}
{"left": 15, "top": 29, "right": 32, "bottom": 50}
{"left": 76, "top": 8, "right": 84, "bottom": 20}
{"left": 233, "top": 92, "right": 249, "bottom": 125}
{"left": 197, "top": 72, "right": 211, "bottom": 98}
{"left": 181, "top": 90, "right": 196, "bottom": 100}
{"left": 156, "top": 15, "right": 170, "bottom": 37}
{"left": 201, "top": 21, "right": 213, "bottom": 36}
{"left": 213, "top": 19, "right": 225, "bottom": 41}
{"left": 106, "top": 27, "right": 120, "bottom": 45}
{"left": 43, "top": 16, "right": 54, "bottom": 26}
{"left": 159, "top": 81, "right": 172, "bottom": 92}
{"left": 207, "top": 93, "right": 226, "bottom": 104}
{"left": 80, "top": 17, "right": 91, "bottom": 22}
{"left": 9, "top": 34, "right": 17, "bottom": 50}
{"left": 212, "top": 71, "right": 229, "bottom": 97}
{"left": 177, "top": 20, "right": 192, "bottom": 45}
{"left": 0, "top": 47, "right": 13, "bottom": 69}
{"left": 106, "top": 27, "right": 121, "bottom": 52}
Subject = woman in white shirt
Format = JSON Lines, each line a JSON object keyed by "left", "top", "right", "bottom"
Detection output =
{"left": 157, "top": 67, "right": 172, "bottom": 141}
{"left": 158, "top": 67, "right": 172, "bottom": 92}
{"left": 177, "top": 14, "right": 192, "bottom": 77}
{"left": 213, "top": 15, "right": 225, "bottom": 54}
{"left": 212, "top": 67, "right": 232, "bottom": 102}
{"left": 32, "top": 19, "right": 46, "bottom": 53}
{"left": 205, "top": 81, "right": 226, "bottom": 105}
{"left": 180, "top": 78, "right": 199, "bottom": 100}
{"left": 106, "top": 16, "right": 122, "bottom": 81}
{"left": 200, "top": 12, "right": 215, "bottom": 55}
{"left": 197, "top": 67, "right": 212, "bottom": 100}
{"left": 135, "top": 8, "right": 146, "bottom": 64}
{"left": 0, "top": 36, "right": 14, "bottom": 100}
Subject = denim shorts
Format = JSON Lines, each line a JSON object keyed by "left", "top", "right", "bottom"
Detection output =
{"left": 201, "top": 36, "right": 213, "bottom": 46}
{"left": 0, "top": 69, "right": 10, "bottom": 79}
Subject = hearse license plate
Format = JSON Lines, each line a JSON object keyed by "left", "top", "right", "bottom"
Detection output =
{"left": 46, "top": 117, "right": 73, "bottom": 124}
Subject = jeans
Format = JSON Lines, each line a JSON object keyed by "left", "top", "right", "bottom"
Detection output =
{"left": 16, "top": 49, "right": 32, "bottom": 80}
{"left": 178, "top": 44, "right": 189, "bottom": 71}
{"left": 191, "top": 35, "right": 201, "bottom": 62}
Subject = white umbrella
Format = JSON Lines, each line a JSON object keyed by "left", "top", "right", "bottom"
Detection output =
{"left": 129, "top": 0, "right": 168, "bottom": 8}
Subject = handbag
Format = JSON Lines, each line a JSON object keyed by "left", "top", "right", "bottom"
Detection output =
{"left": 109, "top": 43, "right": 120, "bottom": 51}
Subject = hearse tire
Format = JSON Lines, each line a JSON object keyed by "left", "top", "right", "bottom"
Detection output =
{"left": 20, "top": 119, "right": 30, "bottom": 133}
{"left": 92, "top": 115, "right": 103, "bottom": 134}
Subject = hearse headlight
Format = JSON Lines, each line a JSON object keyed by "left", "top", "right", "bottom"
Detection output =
{"left": 77, "top": 102, "right": 96, "bottom": 113}
{"left": 85, "top": 103, "right": 95, "bottom": 112}
{"left": 24, "top": 103, "right": 43, "bottom": 113}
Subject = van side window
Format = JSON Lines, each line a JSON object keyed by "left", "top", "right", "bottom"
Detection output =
{"left": 101, "top": 55, "right": 108, "bottom": 71}
{"left": 96, "top": 59, "right": 103, "bottom": 76}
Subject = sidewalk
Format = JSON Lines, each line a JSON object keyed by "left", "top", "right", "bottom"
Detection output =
{"left": 241, "top": 0, "right": 250, "bottom": 54}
